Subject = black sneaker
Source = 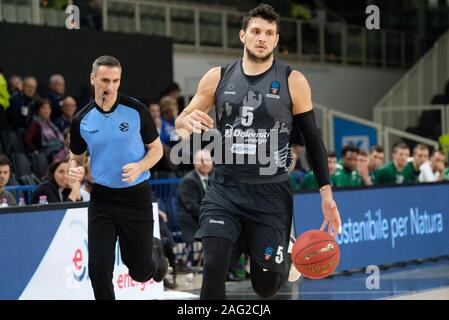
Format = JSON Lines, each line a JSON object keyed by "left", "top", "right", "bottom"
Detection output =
{"left": 152, "top": 237, "right": 168, "bottom": 282}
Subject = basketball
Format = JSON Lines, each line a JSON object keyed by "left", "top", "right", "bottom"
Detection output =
{"left": 292, "top": 230, "right": 340, "bottom": 279}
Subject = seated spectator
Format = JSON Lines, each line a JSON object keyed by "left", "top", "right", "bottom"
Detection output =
{"left": 80, "top": 156, "right": 94, "bottom": 201}
{"left": 331, "top": 145, "right": 364, "bottom": 187}
{"left": 403, "top": 144, "right": 429, "bottom": 184}
{"left": 158, "top": 209, "right": 178, "bottom": 289}
{"left": 159, "top": 96, "right": 179, "bottom": 146}
{"left": 6, "top": 76, "right": 39, "bottom": 134}
{"left": 357, "top": 150, "right": 373, "bottom": 186}
{"left": 368, "top": 145, "right": 385, "bottom": 184}
{"left": 160, "top": 81, "right": 184, "bottom": 111}
{"left": 24, "top": 99, "right": 68, "bottom": 163}
{"left": 149, "top": 102, "right": 162, "bottom": 133}
{"left": 419, "top": 150, "right": 446, "bottom": 182}
{"left": 47, "top": 74, "right": 66, "bottom": 121}
{"left": 300, "top": 151, "right": 337, "bottom": 190}
{"left": 0, "top": 154, "right": 17, "bottom": 206}
{"left": 8, "top": 75, "right": 23, "bottom": 94}
{"left": 177, "top": 149, "right": 213, "bottom": 267}
{"left": 376, "top": 143, "right": 410, "bottom": 185}
{"left": 54, "top": 96, "right": 77, "bottom": 134}
{"left": 31, "top": 158, "right": 82, "bottom": 203}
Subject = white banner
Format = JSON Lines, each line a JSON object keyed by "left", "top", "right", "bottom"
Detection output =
{"left": 20, "top": 203, "right": 163, "bottom": 300}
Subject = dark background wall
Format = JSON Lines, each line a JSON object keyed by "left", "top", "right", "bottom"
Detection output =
{"left": 0, "top": 22, "right": 173, "bottom": 105}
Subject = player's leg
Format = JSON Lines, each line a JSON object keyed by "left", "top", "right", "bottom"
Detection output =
{"left": 116, "top": 182, "right": 167, "bottom": 283}
{"left": 242, "top": 180, "right": 293, "bottom": 298}
{"left": 249, "top": 257, "right": 289, "bottom": 298}
{"left": 200, "top": 236, "right": 234, "bottom": 299}
{"left": 195, "top": 172, "right": 244, "bottom": 299}
{"left": 88, "top": 189, "right": 118, "bottom": 300}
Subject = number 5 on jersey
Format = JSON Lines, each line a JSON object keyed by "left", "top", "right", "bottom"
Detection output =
{"left": 241, "top": 106, "right": 254, "bottom": 126}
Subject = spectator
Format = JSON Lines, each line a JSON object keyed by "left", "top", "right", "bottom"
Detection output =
{"left": 419, "top": 149, "right": 446, "bottom": 182}
{"left": 368, "top": 145, "right": 385, "bottom": 184}
{"left": 403, "top": 144, "right": 429, "bottom": 184}
{"left": 160, "top": 82, "right": 184, "bottom": 110}
{"left": 31, "top": 158, "right": 82, "bottom": 204}
{"left": 0, "top": 154, "right": 17, "bottom": 206}
{"left": 177, "top": 149, "right": 213, "bottom": 267}
{"left": 47, "top": 74, "right": 66, "bottom": 121}
{"left": 0, "top": 65, "right": 10, "bottom": 131}
{"left": 159, "top": 96, "right": 179, "bottom": 145}
{"left": 376, "top": 143, "right": 410, "bottom": 185}
{"left": 54, "top": 96, "right": 77, "bottom": 134}
{"left": 300, "top": 151, "right": 337, "bottom": 189}
{"left": 8, "top": 75, "right": 23, "bottom": 94}
{"left": 158, "top": 209, "right": 179, "bottom": 289}
{"left": 23, "top": 99, "right": 68, "bottom": 163}
{"left": 331, "top": 145, "right": 364, "bottom": 187}
{"left": 357, "top": 150, "right": 373, "bottom": 186}
{"left": 7, "top": 76, "right": 39, "bottom": 134}
{"left": 80, "top": 156, "right": 94, "bottom": 201}
{"left": 149, "top": 102, "right": 162, "bottom": 132}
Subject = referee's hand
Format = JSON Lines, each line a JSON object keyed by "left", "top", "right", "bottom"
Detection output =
{"left": 122, "top": 162, "right": 142, "bottom": 183}
{"left": 68, "top": 166, "right": 85, "bottom": 183}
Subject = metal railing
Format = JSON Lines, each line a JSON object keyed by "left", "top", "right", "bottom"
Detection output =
{"left": 375, "top": 28, "right": 449, "bottom": 108}
{"left": 383, "top": 126, "right": 439, "bottom": 161}
{"left": 318, "top": 104, "right": 440, "bottom": 161}
{"left": 374, "top": 105, "right": 448, "bottom": 135}
{"left": 0, "top": 0, "right": 418, "bottom": 69}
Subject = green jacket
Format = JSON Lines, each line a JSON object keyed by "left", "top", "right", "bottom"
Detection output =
{"left": 331, "top": 168, "right": 363, "bottom": 187}
{"left": 299, "top": 172, "right": 319, "bottom": 190}
{"left": 402, "top": 161, "right": 420, "bottom": 183}
{"left": 376, "top": 162, "right": 405, "bottom": 185}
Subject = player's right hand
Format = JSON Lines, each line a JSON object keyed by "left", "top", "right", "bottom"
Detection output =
{"left": 68, "top": 166, "right": 85, "bottom": 183}
{"left": 179, "top": 110, "right": 214, "bottom": 135}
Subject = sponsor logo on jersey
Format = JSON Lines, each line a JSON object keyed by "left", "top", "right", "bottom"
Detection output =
{"left": 266, "top": 80, "right": 281, "bottom": 99}
{"left": 224, "top": 83, "right": 236, "bottom": 95}
{"left": 264, "top": 247, "right": 273, "bottom": 261}
{"left": 119, "top": 122, "right": 129, "bottom": 132}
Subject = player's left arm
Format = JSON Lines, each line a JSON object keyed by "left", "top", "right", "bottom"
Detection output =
{"left": 289, "top": 70, "right": 342, "bottom": 237}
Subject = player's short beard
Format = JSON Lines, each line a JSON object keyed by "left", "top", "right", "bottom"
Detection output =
{"left": 245, "top": 46, "right": 273, "bottom": 63}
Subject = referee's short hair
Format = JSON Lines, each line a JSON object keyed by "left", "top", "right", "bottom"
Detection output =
{"left": 92, "top": 55, "right": 122, "bottom": 74}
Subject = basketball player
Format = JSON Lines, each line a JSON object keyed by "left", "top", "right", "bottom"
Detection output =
{"left": 68, "top": 55, "right": 168, "bottom": 300}
{"left": 175, "top": 4, "right": 342, "bottom": 299}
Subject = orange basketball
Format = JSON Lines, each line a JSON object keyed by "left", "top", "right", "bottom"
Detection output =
{"left": 292, "top": 230, "right": 340, "bottom": 279}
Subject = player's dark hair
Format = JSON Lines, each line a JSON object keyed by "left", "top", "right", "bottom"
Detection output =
{"left": 242, "top": 4, "right": 280, "bottom": 34}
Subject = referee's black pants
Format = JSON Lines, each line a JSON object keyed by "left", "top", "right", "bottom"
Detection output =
{"left": 88, "top": 181, "right": 154, "bottom": 300}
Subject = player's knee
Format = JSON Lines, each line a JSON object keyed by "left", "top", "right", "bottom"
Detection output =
{"left": 251, "top": 281, "right": 280, "bottom": 299}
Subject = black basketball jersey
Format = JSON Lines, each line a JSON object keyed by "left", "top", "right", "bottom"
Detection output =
{"left": 214, "top": 59, "right": 293, "bottom": 181}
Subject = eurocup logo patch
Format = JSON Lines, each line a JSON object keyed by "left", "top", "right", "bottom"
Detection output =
{"left": 269, "top": 81, "right": 281, "bottom": 95}
{"left": 119, "top": 122, "right": 129, "bottom": 132}
{"left": 264, "top": 247, "right": 273, "bottom": 261}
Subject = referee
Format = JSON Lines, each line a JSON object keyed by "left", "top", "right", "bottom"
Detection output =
{"left": 68, "top": 56, "right": 167, "bottom": 300}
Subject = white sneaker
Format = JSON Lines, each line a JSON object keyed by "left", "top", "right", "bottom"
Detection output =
{"left": 288, "top": 236, "right": 301, "bottom": 282}
{"left": 288, "top": 264, "right": 302, "bottom": 282}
